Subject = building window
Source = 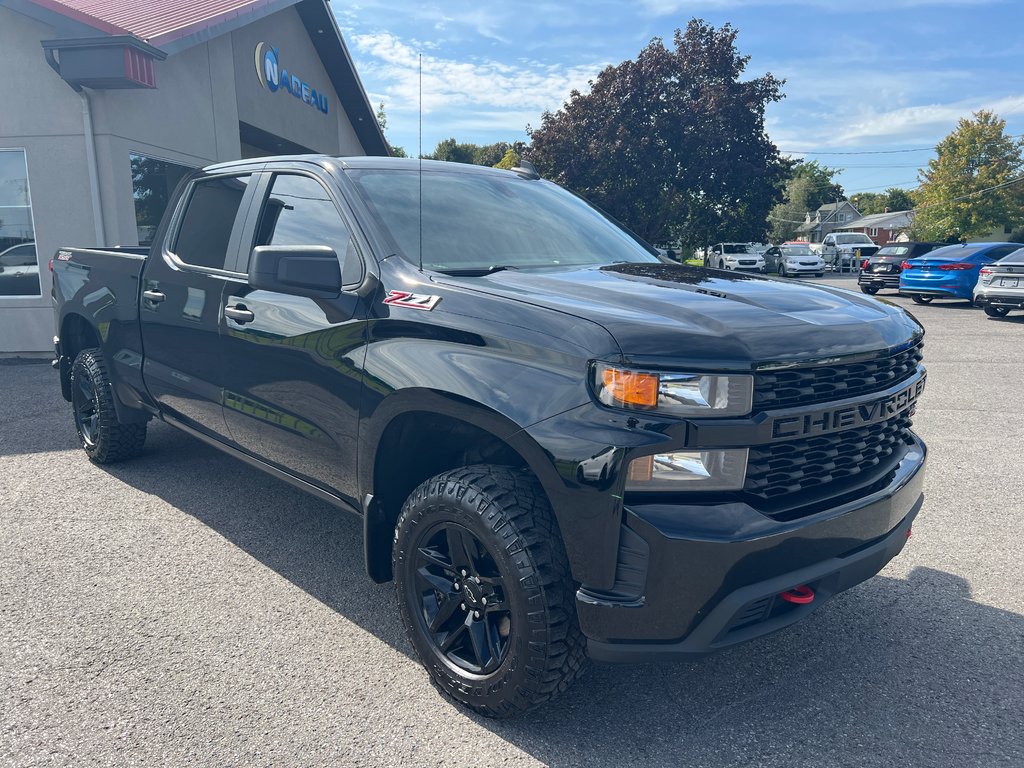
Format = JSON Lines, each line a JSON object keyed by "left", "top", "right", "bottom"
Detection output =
{"left": 0, "top": 149, "right": 40, "bottom": 297}
{"left": 131, "top": 153, "right": 195, "bottom": 246}
{"left": 869, "top": 227, "right": 879, "bottom": 237}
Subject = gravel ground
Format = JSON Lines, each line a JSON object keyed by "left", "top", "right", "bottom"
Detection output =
{"left": 2, "top": 275, "right": 1022, "bottom": 767}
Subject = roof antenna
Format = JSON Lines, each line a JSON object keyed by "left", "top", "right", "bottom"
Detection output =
{"left": 418, "top": 52, "right": 423, "bottom": 272}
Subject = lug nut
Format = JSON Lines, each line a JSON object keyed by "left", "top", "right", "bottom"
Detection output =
{"left": 473, "top": 611, "right": 480, "bottom": 619}
{"left": 481, "top": 597, "right": 487, "bottom": 605}
{"left": 453, "top": 582, "right": 460, "bottom": 590}
{"left": 461, "top": 603, "right": 466, "bottom": 611}
{"left": 461, "top": 569, "right": 467, "bottom": 577}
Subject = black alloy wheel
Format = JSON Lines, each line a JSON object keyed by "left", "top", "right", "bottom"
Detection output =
{"left": 393, "top": 466, "right": 587, "bottom": 717}
{"left": 411, "top": 521, "right": 512, "bottom": 675}
{"left": 912, "top": 295, "right": 933, "bottom": 304}
{"left": 70, "top": 348, "right": 147, "bottom": 463}
{"left": 984, "top": 305, "right": 1010, "bottom": 317}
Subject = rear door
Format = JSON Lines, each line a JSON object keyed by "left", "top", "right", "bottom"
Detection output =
{"left": 220, "top": 168, "right": 372, "bottom": 504}
{"left": 139, "top": 171, "right": 258, "bottom": 439}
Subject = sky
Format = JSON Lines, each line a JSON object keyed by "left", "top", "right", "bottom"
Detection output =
{"left": 334, "top": 0, "right": 1024, "bottom": 196}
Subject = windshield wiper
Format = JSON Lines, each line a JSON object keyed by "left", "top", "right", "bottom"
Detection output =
{"left": 436, "top": 265, "right": 521, "bottom": 276}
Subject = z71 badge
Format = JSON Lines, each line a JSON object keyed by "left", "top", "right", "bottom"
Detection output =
{"left": 383, "top": 290, "right": 441, "bottom": 311}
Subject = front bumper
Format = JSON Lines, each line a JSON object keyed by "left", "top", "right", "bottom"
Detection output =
{"left": 581, "top": 436, "right": 926, "bottom": 662}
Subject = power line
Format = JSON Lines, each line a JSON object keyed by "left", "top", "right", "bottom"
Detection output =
{"left": 781, "top": 133, "right": 1024, "bottom": 157}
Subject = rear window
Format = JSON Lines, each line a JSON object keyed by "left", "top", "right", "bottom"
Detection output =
{"left": 921, "top": 244, "right": 984, "bottom": 260}
{"left": 875, "top": 245, "right": 909, "bottom": 257}
{"left": 835, "top": 234, "right": 874, "bottom": 245}
{"left": 173, "top": 175, "right": 250, "bottom": 270}
{"left": 998, "top": 247, "right": 1024, "bottom": 264}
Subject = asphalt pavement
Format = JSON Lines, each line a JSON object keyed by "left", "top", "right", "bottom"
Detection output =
{"left": 2, "top": 274, "right": 1022, "bottom": 767}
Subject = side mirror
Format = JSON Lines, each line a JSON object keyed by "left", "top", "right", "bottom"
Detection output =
{"left": 248, "top": 245, "right": 341, "bottom": 299}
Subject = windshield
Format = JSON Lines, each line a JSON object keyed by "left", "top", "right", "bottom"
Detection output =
{"left": 722, "top": 243, "right": 750, "bottom": 254}
{"left": 875, "top": 245, "right": 910, "bottom": 257}
{"left": 835, "top": 234, "right": 874, "bottom": 245}
{"left": 347, "top": 168, "right": 661, "bottom": 272}
{"left": 780, "top": 245, "right": 814, "bottom": 256}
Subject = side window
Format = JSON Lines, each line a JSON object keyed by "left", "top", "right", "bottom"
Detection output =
{"left": 173, "top": 175, "right": 250, "bottom": 270}
{"left": 254, "top": 174, "right": 362, "bottom": 284}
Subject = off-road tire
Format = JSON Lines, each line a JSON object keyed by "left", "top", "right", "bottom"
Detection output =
{"left": 393, "top": 465, "right": 588, "bottom": 718}
{"left": 71, "top": 348, "right": 147, "bottom": 463}
{"left": 984, "top": 305, "right": 1010, "bottom": 317}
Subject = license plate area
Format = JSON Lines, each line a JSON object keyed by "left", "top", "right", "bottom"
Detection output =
{"left": 871, "top": 264, "right": 891, "bottom": 273}
{"left": 998, "top": 277, "right": 1019, "bottom": 288}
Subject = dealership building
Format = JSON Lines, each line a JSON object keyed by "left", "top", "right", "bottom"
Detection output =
{"left": 0, "top": 0, "right": 387, "bottom": 353}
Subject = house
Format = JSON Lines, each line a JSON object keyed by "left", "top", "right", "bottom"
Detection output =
{"left": 796, "top": 201, "right": 862, "bottom": 244}
{"left": 836, "top": 210, "right": 914, "bottom": 245}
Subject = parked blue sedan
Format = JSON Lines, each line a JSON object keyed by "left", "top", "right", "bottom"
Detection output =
{"left": 898, "top": 242, "right": 1023, "bottom": 304}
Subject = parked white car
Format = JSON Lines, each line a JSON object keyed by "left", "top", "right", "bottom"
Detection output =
{"left": 704, "top": 243, "right": 765, "bottom": 272}
{"left": 763, "top": 244, "right": 826, "bottom": 277}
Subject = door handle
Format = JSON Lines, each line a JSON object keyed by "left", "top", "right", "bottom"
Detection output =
{"left": 142, "top": 289, "right": 165, "bottom": 303}
{"left": 224, "top": 304, "right": 255, "bottom": 324}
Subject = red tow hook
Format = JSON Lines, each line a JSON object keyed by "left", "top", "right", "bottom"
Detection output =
{"left": 779, "top": 585, "right": 815, "bottom": 604}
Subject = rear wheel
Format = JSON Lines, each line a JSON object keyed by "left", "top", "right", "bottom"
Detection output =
{"left": 393, "top": 466, "right": 587, "bottom": 718}
{"left": 912, "top": 295, "right": 933, "bottom": 305}
{"left": 984, "top": 305, "right": 1010, "bottom": 317}
{"left": 860, "top": 285, "right": 879, "bottom": 295}
{"left": 71, "top": 348, "right": 147, "bottom": 463}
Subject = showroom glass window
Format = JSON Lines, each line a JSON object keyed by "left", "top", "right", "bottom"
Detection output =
{"left": 130, "top": 153, "right": 194, "bottom": 246}
{"left": 0, "top": 150, "right": 40, "bottom": 297}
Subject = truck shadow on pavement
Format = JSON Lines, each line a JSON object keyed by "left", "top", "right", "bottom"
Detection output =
{"left": 98, "top": 423, "right": 1024, "bottom": 767}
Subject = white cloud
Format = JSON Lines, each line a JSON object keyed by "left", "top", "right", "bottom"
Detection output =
{"left": 350, "top": 31, "right": 603, "bottom": 124}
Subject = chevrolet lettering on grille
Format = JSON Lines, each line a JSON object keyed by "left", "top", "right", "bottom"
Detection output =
{"left": 770, "top": 374, "right": 926, "bottom": 440}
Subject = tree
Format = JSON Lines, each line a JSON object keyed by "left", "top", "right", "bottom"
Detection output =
{"left": 493, "top": 148, "right": 521, "bottom": 170}
{"left": 528, "top": 20, "right": 787, "bottom": 246}
{"left": 375, "top": 102, "right": 407, "bottom": 158}
{"left": 911, "top": 110, "right": 1024, "bottom": 241}
{"left": 767, "top": 161, "right": 844, "bottom": 242}
{"left": 850, "top": 187, "right": 916, "bottom": 215}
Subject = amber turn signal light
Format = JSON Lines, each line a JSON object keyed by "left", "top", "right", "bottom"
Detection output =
{"left": 601, "top": 368, "right": 659, "bottom": 408}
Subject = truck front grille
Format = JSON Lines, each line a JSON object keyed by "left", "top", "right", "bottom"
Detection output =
{"left": 743, "top": 414, "right": 915, "bottom": 501}
{"left": 753, "top": 341, "right": 923, "bottom": 411}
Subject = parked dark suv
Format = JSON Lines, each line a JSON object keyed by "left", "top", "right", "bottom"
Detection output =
{"left": 859, "top": 242, "right": 945, "bottom": 294}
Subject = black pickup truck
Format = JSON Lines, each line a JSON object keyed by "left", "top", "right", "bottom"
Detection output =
{"left": 52, "top": 156, "right": 927, "bottom": 717}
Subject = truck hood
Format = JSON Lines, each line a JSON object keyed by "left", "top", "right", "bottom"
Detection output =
{"left": 439, "top": 263, "right": 922, "bottom": 367}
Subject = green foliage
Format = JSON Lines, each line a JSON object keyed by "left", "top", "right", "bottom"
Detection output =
{"left": 528, "top": 20, "right": 787, "bottom": 246}
{"left": 911, "top": 110, "right": 1024, "bottom": 241}
{"left": 789, "top": 160, "right": 845, "bottom": 211}
{"left": 494, "top": 148, "right": 521, "bottom": 170}
{"left": 375, "top": 102, "right": 407, "bottom": 158}
{"left": 850, "top": 187, "right": 916, "bottom": 216}
{"left": 767, "top": 161, "right": 845, "bottom": 242}
{"left": 428, "top": 139, "right": 527, "bottom": 166}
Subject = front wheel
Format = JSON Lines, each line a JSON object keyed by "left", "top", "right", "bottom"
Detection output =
{"left": 912, "top": 295, "right": 933, "bottom": 305}
{"left": 718, "top": 259, "right": 726, "bottom": 269}
{"left": 393, "top": 466, "right": 587, "bottom": 718}
{"left": 777, "top": 264, "right": 786, "bottom": 277}
{"left": 984, "top": 305, "right": 1010, "bottom": 317}
{"left": 71, "top": 348, "right": 147, "bottom": 463}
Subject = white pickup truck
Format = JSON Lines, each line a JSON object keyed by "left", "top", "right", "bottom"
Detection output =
{"left": 820, "top": 233, "right": 880, "bottom": 271}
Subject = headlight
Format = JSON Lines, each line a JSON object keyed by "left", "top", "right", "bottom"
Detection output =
{"left": 626, "top": 449, "right": 748, "bottom": 492}
{"left": 593, "top": 364, "right": 753, "bottom": 417}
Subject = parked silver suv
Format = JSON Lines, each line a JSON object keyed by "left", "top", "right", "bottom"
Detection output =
{"left": 973, "top": 246, "right": 1024, "bottom": 317}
